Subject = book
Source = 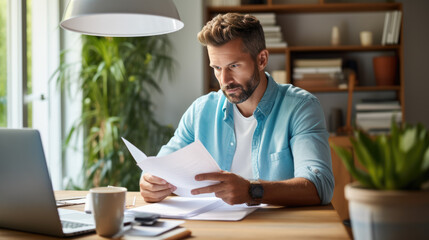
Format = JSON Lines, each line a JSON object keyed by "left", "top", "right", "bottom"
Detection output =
{"left": 356, "top": 111, "right": 402, "bottom": 120}
{"left": 294, "top": 58, "right": 342, "bottom": 68}
{"left": 208, "top": 0, "right": 240, "bottom": 6}
{"left": 293, "top": 73, "right": 337, "bottom": 80}
{"left": 266, "top": 42, "right": 287, "bottom": 48}
{"left": 265, "top": 38, "right": 283, "bottom": 43}
{"left": 355, "top": 102, "right": 401, "bottom": 111}
{"left": 355, "top": 111, "right": 402, "bottom": 131}
{"left": 264, "top": 31, "right": 282, "bottom": 39}
{"left": 393, "top": 11, "right": 402, "bottom": 44}
{"left": 272, "top": 70, "right": 288, "bottom": 84}
{"left": 293, "top": 78, "right": 338, "bottom": 89}
{"left": 388, "top": 11, "right": 398, "bottom": 44}
{"left": 262, "top": 25, "right": 281, "bottom": 32}
{"left": 294, "top": 66, "right": 342, "bottom": 74}
{"left": 381, "top": 12, "right": 391, "bottom": 45}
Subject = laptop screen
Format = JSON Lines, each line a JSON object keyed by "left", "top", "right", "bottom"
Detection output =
{"left": 0, "top": 128, "right": 64, "bottom": 236}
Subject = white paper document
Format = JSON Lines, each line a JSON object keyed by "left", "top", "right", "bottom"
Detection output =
{"left": 122, "top": 138, "right": 221, "bottom": 197}
{"left": 128, "top": 197, "right": 258, "bottom": 221}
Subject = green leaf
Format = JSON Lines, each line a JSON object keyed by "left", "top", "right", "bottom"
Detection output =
{"left": 55, "top": 35, "right": 175, "bottom": 190}
{"left": 331, "top": 144, "right": 374, "bottom": 188}
{"left": 351, "top": 131, "right": 384, "bottom": 189}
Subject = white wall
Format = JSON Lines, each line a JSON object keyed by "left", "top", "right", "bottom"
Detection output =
{"left": 400, "top": 0, "right": 429, "bottom": 127}
{"left": 152, "top": 0, "right": 205, "bottom": 127}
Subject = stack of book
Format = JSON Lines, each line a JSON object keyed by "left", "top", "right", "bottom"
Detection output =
{"left": 292, "top": 58, "right": 342, "bottom": 89}
{"left": 355, "top": 100, "right": 402, "bottom": 134}
{"left": 271, "top": 70, "right": 288, "bottom": 84}
{"left": 252, "top": 13, "right": 287, "bottom": 48}
{"left": 381, "top": 10, "right": 402, "bottom": 45}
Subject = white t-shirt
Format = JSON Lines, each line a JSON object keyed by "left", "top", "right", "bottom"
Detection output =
{"left": 230, "top": 104, "right": 257, "bottom": 179}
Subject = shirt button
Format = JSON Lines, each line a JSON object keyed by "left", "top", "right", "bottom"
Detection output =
{"left": 313, "top": 168, "right": 320, "bottom": 174}
{"left": 230, "top": 142, "right": 234, "bottom": 146}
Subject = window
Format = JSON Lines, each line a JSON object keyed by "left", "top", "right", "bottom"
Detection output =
{"left": 3, "top": 0, "right": 63, "bottom": 189}
{"left": 0, "top": 0, "right": 7, "bottom": 127}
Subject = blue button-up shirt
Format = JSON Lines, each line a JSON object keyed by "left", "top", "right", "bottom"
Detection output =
{"left": 158, "top": 73, "right": 334, "bottom": 204}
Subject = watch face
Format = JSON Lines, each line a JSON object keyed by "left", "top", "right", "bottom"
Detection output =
{"left": 251, "top": 184, "right": 264, "bottom": 199}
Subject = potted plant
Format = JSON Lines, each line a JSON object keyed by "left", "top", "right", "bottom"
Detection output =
{"left": 55, "top": 35, "right": 175, "bottom": 190}
{"left": 331, "top": 121, "right": 429, "bottom": 240}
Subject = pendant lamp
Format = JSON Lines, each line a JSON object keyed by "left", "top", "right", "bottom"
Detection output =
{"left": 60, "top": 0, "right": 184, "bottom": 37}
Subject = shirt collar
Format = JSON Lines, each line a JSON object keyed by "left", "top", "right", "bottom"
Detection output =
{"left": 255, "top": 72, "right": 278, "bottom": 118}
{"left": 222, "top": 72, "right": 278, "bottom": 120}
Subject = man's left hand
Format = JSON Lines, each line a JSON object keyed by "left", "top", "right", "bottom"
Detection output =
{"left": 191, "top": 171, "right": 250, "bottom": 205}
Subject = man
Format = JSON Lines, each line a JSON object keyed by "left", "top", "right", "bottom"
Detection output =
{"left": 139, "top": 13, "right": 334, "bottom": 206}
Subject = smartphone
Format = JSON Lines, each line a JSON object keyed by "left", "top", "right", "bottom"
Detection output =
{"left": 133, "top": 212, "right": 160, "bottom": 226}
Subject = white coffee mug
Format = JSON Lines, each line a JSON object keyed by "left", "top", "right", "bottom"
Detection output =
{"left": 90, "top": 187, "right": 127, "bottom": 237}
{"left": 360, "top": 31, "right": 373, "bottom": 46}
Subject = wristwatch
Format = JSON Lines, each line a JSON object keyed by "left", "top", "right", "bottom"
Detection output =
{"left": 247, "top": 180, "right": 264, "bottom": 206}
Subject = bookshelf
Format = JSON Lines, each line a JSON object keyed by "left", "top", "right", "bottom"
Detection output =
{"left": 204, "top": 0, "right": 404, "bottom": 227}
{"left": 204, "top": 0, "right": 404, "bottom": 121}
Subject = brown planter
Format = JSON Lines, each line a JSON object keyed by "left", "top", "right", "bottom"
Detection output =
{"left": 373, "top": 56, "right": 397, "bottom": 86}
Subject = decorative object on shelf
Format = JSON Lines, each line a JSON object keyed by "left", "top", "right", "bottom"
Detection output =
{"left": 60, "top": 0, "right": 184, "bottom": 37}
{"left": 331, "top": 26, "right": 340, "bottom": 46}
{"left": 331, "top": 121, "right": 429, "bottom": 240}
{"left": 373, "top": 55, "right": 397, "bottom": 86}
{"left": 359, "top": 31, "right": 373, "bottom": 46}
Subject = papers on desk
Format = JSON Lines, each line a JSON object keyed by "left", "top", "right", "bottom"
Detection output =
{"left": 127, "top": 197, "right": 259, "bottom": 221}
{"left": 122, "top": 138, "right": 222, "bottom": 197}
{"left": 122, "top": 138, "right": 260, "bottom": 221}
{"left": 56, "top": 196, "right": 86, "bottom": 207}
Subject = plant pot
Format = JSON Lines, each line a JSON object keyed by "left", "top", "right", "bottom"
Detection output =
{"left": 345, "top": 182, "right": 429, "bottom": 240}
{"left": 373, "top": 56, "right": 397, "bottom": 86}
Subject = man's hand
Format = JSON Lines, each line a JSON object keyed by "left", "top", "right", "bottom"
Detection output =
{"left": 191, "top": 171, "right": 250, "bottom": 205}
{"left": 139, "top": 173, "right": 176, "bottom": 203}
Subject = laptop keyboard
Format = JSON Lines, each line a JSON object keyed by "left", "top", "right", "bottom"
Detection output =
{"left": 61, "top": 220, "right": 92, "bottom": 229}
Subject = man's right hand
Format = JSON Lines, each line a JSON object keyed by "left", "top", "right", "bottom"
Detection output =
{"left": 139, "top": 173, "right": 177, "bottom": 203}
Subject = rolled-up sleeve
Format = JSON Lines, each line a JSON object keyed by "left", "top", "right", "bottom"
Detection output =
{"left": 290, "top": 98, "right": 334, "bottom": 205}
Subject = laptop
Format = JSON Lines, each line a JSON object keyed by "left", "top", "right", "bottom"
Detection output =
{"left": 0, "top": 128, "right": 96, "bottom": 237}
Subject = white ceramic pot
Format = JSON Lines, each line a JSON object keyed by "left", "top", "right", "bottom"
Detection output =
{"left": 345, "top": 182, "right": 429, "bottom": 240}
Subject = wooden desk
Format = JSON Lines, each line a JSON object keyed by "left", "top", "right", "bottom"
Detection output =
{"left": 0, "top": 191, "right": 350, "bottom": 239}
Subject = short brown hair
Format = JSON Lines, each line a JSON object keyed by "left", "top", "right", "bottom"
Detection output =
{"left": 197, "top": 13, "right": 266, "bottom": 59}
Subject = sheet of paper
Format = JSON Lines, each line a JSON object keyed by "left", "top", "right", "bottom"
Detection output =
{"left": 124, "top": 219, "right": 184, "bottom": 237}
{"left": 56, "top": 196, "right": 86, "bottom": 207}
{"left": 127, "top": 197, "right": 225, "bottom": 219}
{"left": 188, "top": 203, "right": 258, "bottom": 221}
{"left": 122, "top": 138, "right": 221, "bottom": 197}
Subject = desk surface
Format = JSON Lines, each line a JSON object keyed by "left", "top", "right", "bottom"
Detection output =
{"left": 0, "top": 191, "right": 350, "bottom": 240}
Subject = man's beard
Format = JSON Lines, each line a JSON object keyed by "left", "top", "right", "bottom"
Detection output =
{"left": 221, "top": 67, "right": 260, "bottom": 104}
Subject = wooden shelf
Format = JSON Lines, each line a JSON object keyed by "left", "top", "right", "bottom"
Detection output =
{"left": 267, "top": 45, "right": 400, "bottom": 54}
{"left": 208, "top": 85, "right": 401, "bottom": 93}
{"left": 208, "top": 2, "right": 402, "bottom": 14}
{"left": 288, "top": 45, "right": 400, "bottom": 52}
{"left": 303, "top": 85, "right": 401, "bottom": 93}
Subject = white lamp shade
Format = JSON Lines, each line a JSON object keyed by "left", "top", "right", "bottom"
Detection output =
{"left": 60, "top": 0, "right": 184, "bottom": 37}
